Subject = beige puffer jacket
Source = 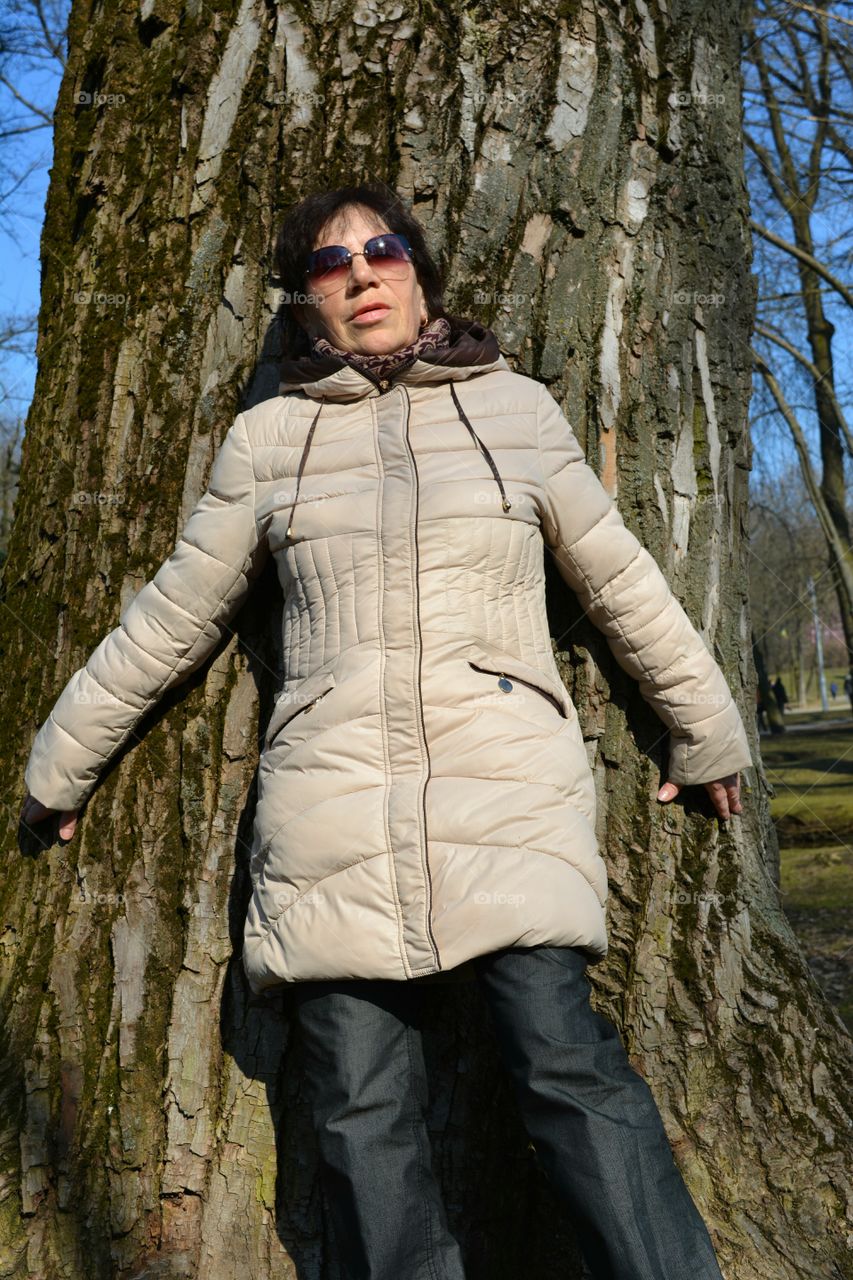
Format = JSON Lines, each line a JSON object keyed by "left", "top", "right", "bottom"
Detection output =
{"left": 24, "top": 319, "right": 752, "bottom": 993}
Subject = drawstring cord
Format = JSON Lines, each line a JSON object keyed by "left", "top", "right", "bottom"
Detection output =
{"left": 285, "top": 398, "right": 324, "bottom": 541}
{"left": 285, "top": 382, "right": 511, "bottom": 542}
{"left": 449, "top": 383, "right": 511, "bottom": 512}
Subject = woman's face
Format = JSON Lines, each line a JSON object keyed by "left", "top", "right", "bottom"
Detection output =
{"left": 294, "top": 206, "right": 428, "bottom": 356}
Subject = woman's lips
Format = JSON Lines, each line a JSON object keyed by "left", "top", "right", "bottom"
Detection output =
{"left": 351, "top": 305, "right": 390, "bottom": 324}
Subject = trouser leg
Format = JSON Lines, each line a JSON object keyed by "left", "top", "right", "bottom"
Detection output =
{"left": 291, "top": 977, "right": 466, "bottom": 1280}
{"left": 472, "top": 945, "right": 726, "bottom": 1280}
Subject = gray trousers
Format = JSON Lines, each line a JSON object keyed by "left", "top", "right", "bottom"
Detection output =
{"left": 290, "top": 944, "right": 726, "bottom": 1280}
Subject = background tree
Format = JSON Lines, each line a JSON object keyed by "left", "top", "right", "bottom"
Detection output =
{"left": 2, "top": 2, "right": 851, "bottom": 1279}
{"left": 743, "top": 0, "right": 853, "bottom": 695}
{"left": 0, "top": 0, "right": 69, "bottom": 560}
{"left": 749, "top": 481, "right": 840, "bottom": 715}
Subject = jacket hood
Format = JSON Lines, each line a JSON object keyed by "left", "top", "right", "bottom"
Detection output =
{"left": 278, "top": 315, "right": 511, "bottom": 401}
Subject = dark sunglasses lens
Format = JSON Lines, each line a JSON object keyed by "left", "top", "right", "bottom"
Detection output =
{"left": 306, "top": 246, "right": 350, "bottom": 280}
{"left": 364, "top": 234, "right": 412, "bottom": 268}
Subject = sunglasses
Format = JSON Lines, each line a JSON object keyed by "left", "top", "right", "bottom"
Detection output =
{"left": 304, "top": 233, "right": 415, "bottom": 291}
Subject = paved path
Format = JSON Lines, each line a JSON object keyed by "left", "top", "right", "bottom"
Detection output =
{"left": 758, "top": 715, "right": 853, "bottom": 735}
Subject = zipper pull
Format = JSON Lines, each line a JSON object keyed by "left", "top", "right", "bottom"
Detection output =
{"left": 305, "top": 692, "right": 327, "bottom": 712}
{"left": 378, "top": 378, "right": 390, "bottom": 392}
{"left": 497, "top": 674, "right": 513, "bottom": 693}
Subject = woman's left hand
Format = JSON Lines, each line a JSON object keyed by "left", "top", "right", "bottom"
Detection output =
{"left": 656, "top": 773, "right": 742, "bottom": 820}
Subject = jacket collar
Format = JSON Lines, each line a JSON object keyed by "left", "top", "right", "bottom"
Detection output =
{"left": 278, "top": 315, "right": 511, "bottom": 401}
{"left": 279, "top": 316, "right": 515, "bottom": 544}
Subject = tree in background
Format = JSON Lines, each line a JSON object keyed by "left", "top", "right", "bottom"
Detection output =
{"left": 749, "top": 472, "right": 845, "bottom": 715}
{"left": 744, "top": 0, "right": 853, "bottom": 701}
{"left": 0, "top": 0, "right": 68, "bottom": 562}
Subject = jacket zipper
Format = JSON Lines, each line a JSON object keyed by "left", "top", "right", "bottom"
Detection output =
{"left": 302, "top": 691, "right": 326, "bottom": 711}
{"left": 364, "top": 362, "right": 415, "bottom": 395}
{"left": 467, "top": 661, "right": 567, "bottom": 718}
{"left": 401, "top": 384, "right": 440, "bottom": 966}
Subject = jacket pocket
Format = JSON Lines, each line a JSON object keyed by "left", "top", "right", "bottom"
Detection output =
{"left": 263, "top": 667, "right": 337, "bottom": 751}
{"left": 463, "top": 637, "right": 574, "bottom": 720}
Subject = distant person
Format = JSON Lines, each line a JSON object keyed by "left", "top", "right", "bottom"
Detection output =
{"left": 830, "top": 681, "right": 837, "bottom": 699}
{"left": 772, "top": 675, "right": 789, "bottom": 715}
{"left": 756, "top": 688, "right": 769, "bottom": 732}
{"left": 845, "top": 672, "right": 853, "bottom": 714}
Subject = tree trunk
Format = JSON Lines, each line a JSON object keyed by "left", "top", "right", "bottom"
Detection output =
{"left": 2, "top": 1, "right": 850, "bottom": 1278}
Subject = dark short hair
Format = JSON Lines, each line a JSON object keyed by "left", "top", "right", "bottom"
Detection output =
{"left": 273, "top": 182, "right": 449, "bottom": 359}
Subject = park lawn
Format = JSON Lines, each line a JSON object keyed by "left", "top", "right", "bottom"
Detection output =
{"left": 761, "top": 720, "right": 853, "bottom": 846}
{"left": 760, "top": 719, "right": 853, "bottom": 1034}
{"left": 777, "top": 847, "right": 853, "bottom": 1034}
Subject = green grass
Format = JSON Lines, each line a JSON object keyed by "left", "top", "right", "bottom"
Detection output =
{"left": 761, "top": 720, "right": 853, "bottom": 846}
{"left": 779, "top": 848, "right": 853, "bottom": 1033}
{"left": 761, "top": 714, "right": 853, "bottom": 1034}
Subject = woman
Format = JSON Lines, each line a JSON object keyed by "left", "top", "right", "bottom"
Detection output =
{"left": 22, "top": 183, "right": 751, "bottom": 1279}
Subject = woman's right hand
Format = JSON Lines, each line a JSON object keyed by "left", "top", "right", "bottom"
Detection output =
{"left": 20, "top": 789, "right": 79, "bottom": 840}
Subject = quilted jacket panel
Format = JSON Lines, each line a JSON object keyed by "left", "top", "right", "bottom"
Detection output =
{"left": 24, "top": 320, "right": 752, "bottom": 991}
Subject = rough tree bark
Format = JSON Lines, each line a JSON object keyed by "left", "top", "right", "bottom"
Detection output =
{"left": 2, "top": 0, "right": 850, "bottom": 1277}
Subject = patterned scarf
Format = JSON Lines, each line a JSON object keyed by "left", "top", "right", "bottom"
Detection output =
{"left": 310, "top": 315, "right": 452, "bottom": 380}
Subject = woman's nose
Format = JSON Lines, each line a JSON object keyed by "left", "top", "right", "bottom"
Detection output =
{"left": 349, "top": 252, "right": 380, "bottom": 286}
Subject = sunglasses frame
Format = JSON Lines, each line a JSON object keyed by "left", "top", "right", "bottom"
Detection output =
{"left": 303, "top": 232, "right": 415, "bottom": 281}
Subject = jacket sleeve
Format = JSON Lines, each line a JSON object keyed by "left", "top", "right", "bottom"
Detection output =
{"left": 536, "top": 382, "right": 752, "bottom": 787}
{"left": 24, "top": 412, "right": 269, "bottom": 813}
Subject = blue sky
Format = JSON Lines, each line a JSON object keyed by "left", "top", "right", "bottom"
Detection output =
{"left": 0, "top": 9, "right": 63, "bottom": 422}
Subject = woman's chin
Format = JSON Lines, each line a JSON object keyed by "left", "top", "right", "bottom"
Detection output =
{"left": 344, "top": 334, "right": 406, "bottom": 355}
{"left": 338, "top": 319, "right": 417, "bottom": 355}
